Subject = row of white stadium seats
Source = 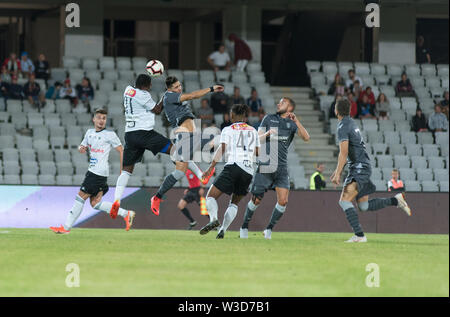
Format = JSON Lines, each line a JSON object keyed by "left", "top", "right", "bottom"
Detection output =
{"left": 370, "top": 167, "right": 448, "bottom": 182}
{"left": 368, "top": 155, "right": 448, "bottom": 169}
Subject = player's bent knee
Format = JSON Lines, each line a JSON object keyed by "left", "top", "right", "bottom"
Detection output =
{"left": 357, "top": 201, "right": 369, "bottom": 212}
{"left": 339, "top": 200, "right": 354, "bottom": 211}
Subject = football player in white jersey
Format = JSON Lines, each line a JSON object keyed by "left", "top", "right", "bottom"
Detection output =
{"left": 199, "top": 104, "right": 260, "bottom": 239}
{"left": 110, "top": 74, "right": 208, "bottom": 218}
{"left": 50, "top": 108, "right": 136, "bottom": 234}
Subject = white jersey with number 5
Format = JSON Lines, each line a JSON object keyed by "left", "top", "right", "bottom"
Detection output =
{"left": 123, "top": 85, "right": 157, "bottom": 132}
{"left": 80, "top": 129, "right": 122, "bottom": 177}
{"left": 220, "top": 122, "right": 260, "bottom": 175}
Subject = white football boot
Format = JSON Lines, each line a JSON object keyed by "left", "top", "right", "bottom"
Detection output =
{"left": 395, "top": 193, "right": 412, "bottom": 216}
{"left": 263, "top": 229, "right": 272, "bottom": 240}
{"left": 345, "top": 235, "right": 367, "bottom": 243}
{"left": 239, "top": 228, "right": 248, "bottom": 239}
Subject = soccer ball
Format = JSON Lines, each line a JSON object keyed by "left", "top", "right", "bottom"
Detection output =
{"left": 146, "top": 60, "right": 164, "bottom": 77}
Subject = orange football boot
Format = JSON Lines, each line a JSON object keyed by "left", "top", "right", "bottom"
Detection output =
{"left": 201, "top": 167, "right": 215, "bottom": 185}
{"left": 124, "top": 211, "right": 136, "bottom": 231}
{"left": 150, "top": 196, "right": 162, "bottom": 216}
{"left": 110, "top": 200, "right": 120, "bottom": 219}
{"left": 50, "top": 225, "right": 70, "bottom": 234}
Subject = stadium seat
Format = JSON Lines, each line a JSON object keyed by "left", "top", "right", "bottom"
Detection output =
{"left": 370, "top": 63, "right": 386, "bottom": 76}
{"left": 305, "top": 61, "right": 321, "bottom": 74}
{"left": 56, "top": 175, "right": 73, "bottom": 186}
{"left": 321, "top": 61, "right": 337, "bottom": 75}
{"left": 411, "top": 156, "right": 428, "bottom": 169}
{"left": 367, "top": 131, "right": 384, "bottom": 143}
{"left": 21, "top": 174, "right": 38, "bottom": 185}
{"left": 11, "top": 114, "right": 27, "bottom": 129}
{"left": 376, "top": 75, "right": 391, "bottom": 86}
{"left": 389, "top": 145, "right": 405, "bottom": 156}
{"left": 421, "top": 180, "right": 439, "bottom": 192}
{"left": 416, "top": 169, "right": 434, "bottom": 181}
{"left": 405, "top": 64, "right": 421, "bottom": 77}
{"left": 428, "top": 157, "right": 445, "bottom": 169}
{"left": 0, "top": 135, "right": 14, "bottom": 149}
{"left": 390, "top": 110, "right": 405, "bottom": 121}
{"left": 377, "top": 156, "right": 394, "bottom": 168}
{"left": 73, "top": 174, "right": 86, "bottom": 185}
{"left": 405, "top": 144, "right": 422, "bottom": 156}
{"left": 16, "top": 136, "right": 33, "bottom": 149}
{"left": 372, "top": 143, "right": 387, "bottom": 155}
{"left": 128, "top": 176, "right": 143, "bottom": 187}
{"left": 422, "top": 144, "right": 440, "bottom": 157}
{"left": 22, "top": 161, "right": 39, "bottom": 175}
{"left": 417, "top": 133, "right": 433, "bottom": 144}
{"left": 373, "top": 180, "right": 387, "bottom": 191}
{"left": 38, "top": 175, "right": 56, "bottom": 185}
{"left": 44, "top": 113, "right": 61, "bottom": 127}
{"left": 37, "top": 150, "right": 54, "bottom": 163}
{"left": 55, "top": 99, "right": 72, "bottom": 113}
{"left": 435, "top": 132, "right": 448, "bottom": 146}
{"left": 440, "top": 181, "right": 449, "bottom": 192}
{"left": 399, "top": 168, "right": 416, "bottom": 181}
{"left": 394, "top": 155, "right": 410, "bottom": 168}
{"left": 116, "top": 58, "right": 131, "bottom": 71}
{"left": 387, "top": 64, "right": 403, "bottom": 76}
{"left": 3, "top": 175, "right": 20, "bottom": 185}
{"left": 437, "top": 64, "right": 449, "bottom": 77}
{"left": 56, "top": 162, "right": 74, "bottom": 176}
{"left": 18, "top": 148, "right": 35, "bottom": 162}
{"left": 421, "top": 64, "right": 436, "bottom": 77}
{"left": 143, "top": 176, "right": 163, "bottom": 187}
{"left": 371, "top": 168, "right": 383, "bottom": 180}
{"left": 410, "top": 76, "right": 424, "bottom": 88}
{"left": 98, "top": 80, "right": 114, "bottom": 92}
{"left": 384, "top": 131, "right": 401, "bottom": 145}
{"left": 338, "top": 62, "right": 353, "bottom": 75}
{"left": 426, "top": 77, "right": 441, "bottom": 88}
{"left": 355, "top": 62, "right": 370, "bottom": 75}
{"left": 3, "top": 161, "right": 20, "bottom": 175}
{"left": 405, "top": 180, "right": 421, "bottom": 191}
{"left": 293, "top": 177, "right": 308, "bottom": 190}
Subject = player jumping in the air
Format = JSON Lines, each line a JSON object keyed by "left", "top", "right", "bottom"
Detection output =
{"left": 239, "top": 98, "right": 310, "bottom": 239}
{"left": 110, "top": 74, "right": 207, "bottom": 218}
{"left": 331, "top": 99, "right": 411, "bottom": 243}
{"left": 50, "top": 108, "right": 135, "bottom": 234}
{"left": 199, "top": 104, "right": 260, "bottom": 239}
{"left": 150, "top": 76, "right": 224, "bottom": 215}
{"left": 177, "top": 170, "right": 206, "bottom": 230}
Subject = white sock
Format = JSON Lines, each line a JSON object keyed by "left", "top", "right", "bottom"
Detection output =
{"left": 220, "top": 203, "right": 238, "bottom": 232}
{"left": 188, "top": 161, "right": 203, "bottom": 179}
{"left": 206, "top": 196, "right": 218, "bottom": 222}
{"left": 114, "top": 171, "right": 131, "bottom": 202}
{"left": 95, "top": 201, "right": 128, "bottom": 218}
{"left": 64, "top": 195, "right": 85, "bottom": 230}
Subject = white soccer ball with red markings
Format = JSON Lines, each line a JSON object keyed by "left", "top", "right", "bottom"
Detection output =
{"left": 146, "top": 60, "right": 164, "bottom": 77}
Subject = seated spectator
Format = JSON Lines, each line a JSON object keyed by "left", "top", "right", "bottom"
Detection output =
{"left": 7, "top": 76, "right": 24, "bottom": 100}
{"left": 207, "top": 44, "right": 231, "bottom": 72}
{"left": 416, "top": 35, "right": 431, "bottom": 64}
{"left": 220, "top": 112, "right": 232, "bottom": 130}
{"left": 357, "top": 94, "right": 375, "bottom": 119}
{"left": 388, "top": 169, "right": 405, "bottom": 192}
{"left": 210, "top": 90, "right": 228, "bottom": 114}
{"left": 396, "top": 73, "right": 415, "bottom": 97}
{"left": 45, "top": 81, "right": 63, "bottom": 100}
{"left": 228, "top": 33, "right": 252, "bottom": 72}
{"left": 2, "top": 53, "right": 20, "bottom": 76}
{"left": 253, "top": 108, "right": 266, "bottom": 129}
{"left": 24, "top": 73, "right": 46, "bottom": 109}
{"left": 359, "top": 86, "right": 375, "bottom": 105}
{"left": 329, "top": 94, "right": 343, "bottom": 119}
{"left": 375, "top": 93, "right": 390, "bottom": 120}
{"left": 35, "top": 54, "right": 50, "bottom": 83}
{"left": 439, "top": 91, "right": 449, "bottom": 119}
{"left": 1, "top": 66, "right": 11, "bottom": 83}
{"left": 352, "top": 80, "right": 363, "bottom": 100}
{"left": 76, "top": 77, "right": 94, "bottom": 110}
{"left": 20, "top": 52, "right": 35, "bottom": 78}
{"left": 0, "top": 76, "right": 8, "bottom": 111}
{"left": 347, "top": 92, "right": 358, "bottom": 118}
{"left": 197, "top": 98, "right": 214, "bottom": 128}
{"left": 428, "top": 104, "right": 448, "bottom": 132}
{"left": 227, "top": 86, "right": 245, "bottom": 109}
{"left": 59, "top": 79, "right": 78, "bottom": 106}
{"left": 345, "top": 69, "right": 363, "bottom": 88}
{"left": 247, "top": 88, "right": 263, "bottom": 116}
{"left": 411, "top": 107, "right": 428, "bottom": 132}
{"left": 328, "top": 73, "right": 346, "bottom": 96}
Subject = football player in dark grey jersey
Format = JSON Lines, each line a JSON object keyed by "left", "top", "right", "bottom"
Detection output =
{"left": 331, "top": 99, "right": 411, "bottom": 243}
{"left": 240, "top": 97, "right": 310, "bottom": 239}
{"left": 150, "top": 76, "right": 224, "bottom": 215}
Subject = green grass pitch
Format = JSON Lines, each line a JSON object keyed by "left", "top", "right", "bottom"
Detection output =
{"left": 0, "top": 228, "right": 448, "bottom": 297}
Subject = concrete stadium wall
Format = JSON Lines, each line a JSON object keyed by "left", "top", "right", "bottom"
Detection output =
{"left": 80, "top": 188, "right": 449, "bottom": 234}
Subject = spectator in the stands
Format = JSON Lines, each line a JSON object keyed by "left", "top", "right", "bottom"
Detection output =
{"left": 197, "top": 98, "right": 214, "bottom": 128}
{"left": 416, "top": 35, "right": 431, "bottom": 64}
{"left": 227, "top": 86, "right": 245, "bottom": 109}
{"left": 439, "top": 91, "right": 449, "bottom": 119}
{"left": 59, "top": 79, "right": 78, "bottom": 106}
{"left": 359, "top": 86, "right": 375, "bottom": 105}
{"left": 220, "top": 112, "right": 232, "bottom": 130}
{"left": 428, "top": 104, "right": 448, "bottom": 132}
{"left": 411, "top": 107, "right": 428, "bottom": 132}
{"left": 347, "top": 91, "right": 358, "bottom": 118}
{"left": 45, "top": 81, "right": 63, "bottom": 100}
{"left": 357, "top": 94, "right": 375, "bottom": 119}
{"left": 1, "top": 66, "right": 11, "bottom": 83}
{"left": 375, "top": 93, "right": 390, "bottom": 120}
{"left": 8, "top": 76, "right": 24, "bottom": 100}
{"left": 228, "top": 33, "right": 252, "bottom": 72}
{"left": 247, "top": 88, "right": 263, "bottom": 116}
{"left": 328, "top": 73, "right": 346, "bottom": 96}
{"left": 329, "top": 94, "right": 343, "bottom": 119}
{"left": 20, "top": 52, "right": 34, "bottom": 78}
{"left": 0, "top": 76, "right": 8, "bottom": 111}
{"left": 396, "top": 72, "right": 415, "bottom": 97}
{"left": 351, "top": 80, "right": 363, "bottom": 100}
{"left": 76, "top": 77, "right": 94, "bottom": 109}
{"left": 35, "top": 53, "right": 50, "bottom": 83}
{"left": 388, "top": 169, "right": 405, "bottom": 192}
{"left": 2, "top": 53, "right": 20, "bottom": 76}
{"left": 309, "top": 163, "right": 326, "bottom": 191}
{"left": 24, "top": 73, "right": 46, "bottom": 109}
{"left": 207, "top": 44, "right": 231, "bottom": 72}
{"left": 253, "top": 108, "right": 266, "bottom": 129}
{"left": 345, "top": 69, "right": 363, "bottom": 88}
{"left": 210, "top": 90, "right": 228, "bottom": 114}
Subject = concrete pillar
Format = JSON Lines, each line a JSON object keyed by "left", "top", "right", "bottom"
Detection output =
{"left": 63, "top": 0, "right": 104, "bottom": 57}
{"left": 378, "top": 6, "right": 416, "bottom": 64}
{"left": 223, "top": 5, "right": 261, "bottom": 64}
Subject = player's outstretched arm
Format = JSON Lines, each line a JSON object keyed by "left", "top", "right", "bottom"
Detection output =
{"left": 331, "top": 140, "right": 348, "bottom": 186}
{"left": 180, "top": 84, "right": 224, "bottom": 102}
{"left": 115, "top": 145, "right": 124, "bottom": 174}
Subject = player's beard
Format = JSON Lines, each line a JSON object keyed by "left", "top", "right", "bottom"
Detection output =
{"left": 277, "top": 108, "right": 287, "bottom": 115}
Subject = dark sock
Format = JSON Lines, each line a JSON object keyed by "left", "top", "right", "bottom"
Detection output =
{"left": 266, "top": 207, "right": 284, "bottom": 230}
{"left": 241, "top": 206, "right": 255, "bottom": 229}
{"left": 157, "top": 174, "right": 178, "bottom": 197}
{"left": 344, "top": 207, "right": 364, "bottom": 237}
{"left": 181, "top": 208, "right": 195, "bottom": 222}
{"left": 156, "top": 193, "right": 162, "bottom": 199}
{"left": 368, "top": 197, "right": 397, "bottom": 211}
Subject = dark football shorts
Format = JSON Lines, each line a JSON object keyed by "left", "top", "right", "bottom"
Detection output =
{"left": 343, "top": 167, "right": 376, "bottom": 200}
{"left": 250, "top": 165, "right": 290, "bottom": 199}
{"left": 123, "top": 129, "right": 171, "bottom": 166}
{"left": 213, "top": 163, "right": 253, "bottom": 196}
{"left": 183, "top": 187, "right": 201, "bottom": 204}
{"left": 80, "top": 171, "right": 109, "bottom": 196}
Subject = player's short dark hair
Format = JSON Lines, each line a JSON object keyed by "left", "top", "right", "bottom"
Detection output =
{"left": 166, "top": 76, "right": 178, "bottom": 89}
{"left": 93, "top": 108, "right": 108, "bottom": 116}
{"left": 284, "top": 97, "right": 296, "bottom": 110}
{"left": 231, "top": 104, "right": 249, "bottom": 118}
{"left": 336, "top": 99, "right": 351, "bottom": 117}
{"left": 135, "top": 74, "right": 151, "bottom": 89}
